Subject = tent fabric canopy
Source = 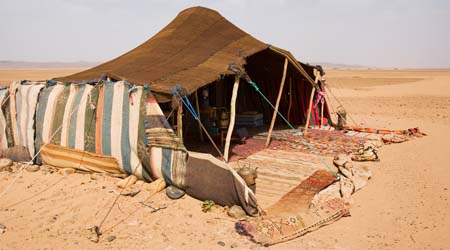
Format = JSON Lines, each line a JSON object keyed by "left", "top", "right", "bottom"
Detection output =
{"left": 55, "top": 6, "right": 316, "bottom": 102}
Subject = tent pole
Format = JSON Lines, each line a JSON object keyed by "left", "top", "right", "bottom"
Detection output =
{"left": 224, "top": 75, "right": 240, "bottom": 162}
{"left": 265, "top": 57, "right": 288, "bottom": 147}
{"left": 194, "top": 90, "right": 204, "bottom": 142}
{"left": 177, "top": 100, "right": 183, "bottom": 141}
{"left": 303, "top": 73, "right": 320, "bottom": 136}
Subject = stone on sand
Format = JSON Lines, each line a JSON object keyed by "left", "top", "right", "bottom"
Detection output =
{"left": 227, "top": 205, "right": 246, "bottom": 219}
{"left": 116, "top": 175, "right": 138, "bottom": 188}
{"left": 40, "top": 165, "right": 57, "bottom": 174}
{"left": 0, "top": 158, "right": 13, "bottom": 171}
{"left": 143, "top": 178, "right": 166, "bottom": 193}
{"left": 105, "top": 235, "right": 116, "bottom": 242}
{"left": 26, "top": 164, "right": 40, "bottom": 172}
{"left": 58, "top": 168, "right": 76, "bottom": 175}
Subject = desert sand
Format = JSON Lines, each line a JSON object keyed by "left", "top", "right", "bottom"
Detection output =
{"left": 1, "top": 68, "right": 449, "bottom": 250}
{"left": 0, "top": 68, "right": 84, "bottom": 87}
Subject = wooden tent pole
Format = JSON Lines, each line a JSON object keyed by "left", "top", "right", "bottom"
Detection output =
{"left": 224, "top": 75, "right": 240, "bottom": 162}
{"left": 194, "top": 90, "right": 204, "bottom": 142}
{"left": 265, "top": 57, "right": 288, "bottom": 147}
{"left": 177, "top": 101, "right": 183, "bottom": 141}
{"left": 303, "top": 73, "right": 320, "bottom": 136}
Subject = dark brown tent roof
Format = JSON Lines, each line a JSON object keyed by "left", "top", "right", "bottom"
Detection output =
{"left": 56, "top": 6, "right": 316, "bottom": 102}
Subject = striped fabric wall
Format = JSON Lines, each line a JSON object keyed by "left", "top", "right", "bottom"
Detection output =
{"left": 0, "top": 82, "right": 43, "bottom": 153}
{"left": 13, "top": 84, "right": 45, "bottom": 157}
{"left": 34, "top": 82, "right": 145, "bottom": 176}
{"left": 0, "top": 88, "right": 9, "bottom": 150}
{"left": 1, "top": 80, "right": 188, "bottom": 184}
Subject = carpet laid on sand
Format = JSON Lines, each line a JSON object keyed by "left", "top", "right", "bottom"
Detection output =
{"left": 235, "top": 152, "right": 372, "bottom": 246}
{"left": 236, "top": 170, "right": 347, "bottom": 246}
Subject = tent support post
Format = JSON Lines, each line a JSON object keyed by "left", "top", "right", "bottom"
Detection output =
{"left": 303, "top": 74, "right": 320, "bottom": 136}
{"left": 224, "top": 75, "right": 240, "bottom": 162}
{"left": 194, "top": 90, "right": 204, "bottom": 142}
{"left": 265, "top": 57, "right": 288, "bottom": 147}
{"left": 177, "top": 101, "right": 183, "bottom": 141}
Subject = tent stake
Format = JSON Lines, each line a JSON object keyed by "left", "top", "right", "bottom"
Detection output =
{"left": 265, "top": 57, "right": 288, "bottom": 147}
{"left": 224, "top": 75, "right": 240, "bottom": 162}
{"left": 194, "top": 90, "right": 204, "bottom": 142}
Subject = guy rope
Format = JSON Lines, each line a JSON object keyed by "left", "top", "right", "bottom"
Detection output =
{"left": 172, "top": 84, "right": 225, "bottom": 160}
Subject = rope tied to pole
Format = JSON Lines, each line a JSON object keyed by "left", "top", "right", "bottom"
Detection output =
{"left": 172, "top": 84, "right": 225, "bottom": 160}
{"left": 172, "top": 84, "right": 199, "bottom": 121}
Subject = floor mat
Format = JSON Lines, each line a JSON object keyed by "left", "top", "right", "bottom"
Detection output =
{"left": 236, "top": 170, "right": 347, "bottom": 246}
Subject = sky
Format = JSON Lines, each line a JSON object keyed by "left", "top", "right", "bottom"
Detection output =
{"left": 0, "top": 0, "right": 449, "bottom": 68}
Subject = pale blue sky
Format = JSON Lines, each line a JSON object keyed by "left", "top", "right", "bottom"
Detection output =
{"left": 1, "top": 0, "right": 449, "bottom": 68}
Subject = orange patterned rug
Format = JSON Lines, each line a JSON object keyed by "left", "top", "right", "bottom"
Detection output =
{"left": 236, "top": 170, "right": 349, "bottom": 246}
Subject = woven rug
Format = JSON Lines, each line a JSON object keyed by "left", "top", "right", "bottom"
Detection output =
{"left": 236, "top": 170, "right": 347, "bottom": 246}
{"left": 253, "top": 129, "right": 367, "bottom": 156}
{"left": 232, "top": 149, "right": 331, "bottom": 208}
{"left": 266, "top": 169, "right": 337, "bottom": 215}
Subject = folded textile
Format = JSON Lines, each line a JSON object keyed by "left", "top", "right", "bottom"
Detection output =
{"left": 40, "top": 143, "right": 121, "bottom": 174}
{"left": 181, "top": 151, "right": 259, "bottom": 216}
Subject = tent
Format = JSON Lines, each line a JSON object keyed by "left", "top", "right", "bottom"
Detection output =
{"left": 0, "top": 7, "right": 378, "bottom": 245}
{"left": 55, "top": 6, "right": 333, "bottom": 160}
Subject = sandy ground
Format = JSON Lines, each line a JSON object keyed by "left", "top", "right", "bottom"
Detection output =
{"left": 0, "top": 68, "right": 84, "bottom": 87}
{"left": 1, "top": 68, "right": 450, "bottom": 250}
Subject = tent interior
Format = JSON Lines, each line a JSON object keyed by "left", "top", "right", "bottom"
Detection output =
{"left": 157, "top": 48, "right": 331, "bottom": 157}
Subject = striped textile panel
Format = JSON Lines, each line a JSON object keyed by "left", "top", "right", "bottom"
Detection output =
{"left": 8, "top": 81, "right": 21, "bottom": 146}
{"left": 35, "top": 85, "right": 58, "bottom": 163}
{"left": 50, "top": 86, "right": 71, "bottom": 146}
{"left": 2, "top": 88, "right": 14, "bottom": 149}
{"left": 95, "top": 81, "right": 139, "bottom": 175}
{"left": 14, "top": 84, "right": 45, "bottom": 157}
{"left": 84, "top": 86, "right": 98, "bottom": 153}
{"left": 0, "top": 89, "right": 9, "bottom": 149}
{"left": 60, "top": 84, "right": 79, "bottom": 147}
{"left": 136, "top": 88, "right": 152, "bottom": 181}
{"left": 144, "top": 92, "right": 183, "bottom": 150}
{"left": 148, "top": 141, "right": 187, "bottom": 185}
{"left": 43, "top": 84, "right": 65, "bottom": 143}
{"left": 128, "top": 86, "right": 144, "bottom": 179}
{"left": 144, "top": 90, "right": 187, "bottom": 184}
{"left": 6, "top": 80, "right": 188, "bottom": 184}
{"left": 110, "top": 82, "right": 129, "bottom": 173}
{"left": 40, "top": 143, "right": 121, "bottom": 174}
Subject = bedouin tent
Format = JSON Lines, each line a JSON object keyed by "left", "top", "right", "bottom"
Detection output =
{"left": 55, "top": 6, "right": 332, "bottom": 161}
